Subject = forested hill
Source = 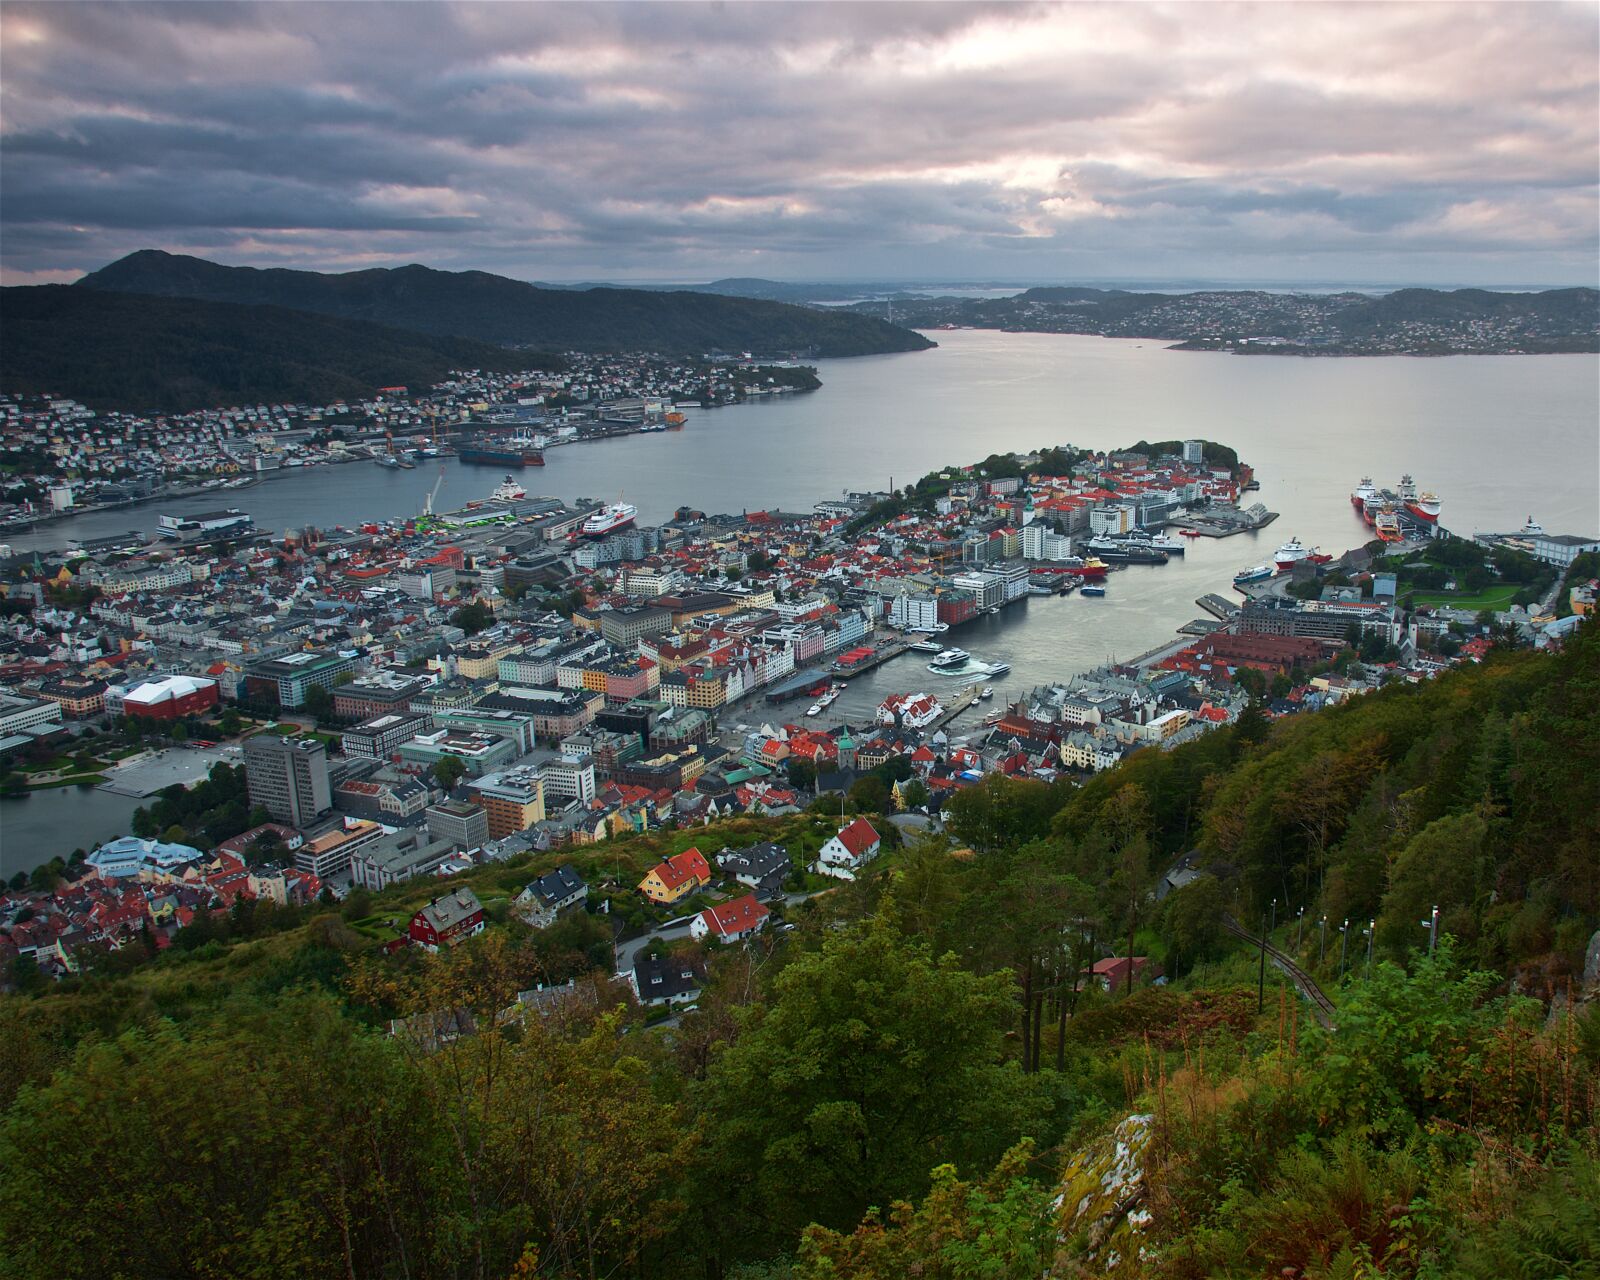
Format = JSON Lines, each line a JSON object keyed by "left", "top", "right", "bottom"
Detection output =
{"left": 0, "top": 625, "right": 1595, "bottom": 1277}
{"left": 76, "top": 250, "right": 937, "bottom": 357}
{"left": 1, "top": 285, "right": 556, "bottom": 413}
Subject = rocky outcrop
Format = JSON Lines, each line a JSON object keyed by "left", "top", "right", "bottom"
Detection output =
{"left": 1052, "top": 1112, "right": 1155, "bottom": 1275}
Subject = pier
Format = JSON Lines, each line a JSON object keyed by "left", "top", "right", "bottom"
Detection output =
{"left": 830, "top": 640, "right": 913, "bottom": 681}
{"left": 1196, "top": 593, "right": 1240, "bottom": 620}
{"left": 928, "top": 683, "right": 981, "bottom": 732}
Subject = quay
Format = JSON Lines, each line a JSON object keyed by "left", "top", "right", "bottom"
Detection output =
{"left": 1196, "top": 593, "right": 1240, "bottom": 620}
{"left": 830, "top": 640, "right": 914, "bottom": 681}
{"left": 928, "top": 683, "right": 981, "bottom": 732}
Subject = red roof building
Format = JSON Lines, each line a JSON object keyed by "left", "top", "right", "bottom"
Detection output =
{"left": 690, "top": 892, "right": 771, "bottom": 942}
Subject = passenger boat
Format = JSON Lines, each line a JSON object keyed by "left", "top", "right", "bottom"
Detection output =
{"left": 1080, "top": 584, "right": 1107, "bottom": 597}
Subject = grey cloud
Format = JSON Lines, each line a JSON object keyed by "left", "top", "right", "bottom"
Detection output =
{"left": 1, "top": 1, "right": 1595, "bottom": 285}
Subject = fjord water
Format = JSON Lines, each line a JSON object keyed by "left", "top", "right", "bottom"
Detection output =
{"left": 4, "top": 332, "right": 1594, "bottom": 870}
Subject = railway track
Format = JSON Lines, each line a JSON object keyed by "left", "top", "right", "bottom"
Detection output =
{"left": 1222, "top": 914, "right": 1337, "bottom": 1029}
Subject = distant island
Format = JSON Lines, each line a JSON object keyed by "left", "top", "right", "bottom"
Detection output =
{"left": 843, "top": 285, "right": 1600, "bottom": 355}
{"left": 76, "top": 250, "right": 936, "bottom": 359}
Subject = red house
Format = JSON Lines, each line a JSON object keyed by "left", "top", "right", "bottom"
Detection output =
{"left": 408, "top": 889, "right": 486, "bottom": 951}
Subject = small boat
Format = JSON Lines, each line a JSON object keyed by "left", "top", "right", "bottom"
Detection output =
{"left": 982, "top": 605, "right": 1000, "bottom": 615}
{"left": 1081, "top": 585, "right": 1106, "bottom": 597}
{"left": 805, "top": 704, "right": 822, "bottom": 717}
{"left": 1179, "top": 529, "right": 1203, "bottom": 538}
{"left": 979, "top": 686, "right": 995, "bottom": 701}
{"left": 983, "top": 662, "right": 1011, "bottom": 676}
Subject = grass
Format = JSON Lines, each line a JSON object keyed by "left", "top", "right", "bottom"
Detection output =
{"left": 1408, "top": 584, "right": 1520, "bottom": 611}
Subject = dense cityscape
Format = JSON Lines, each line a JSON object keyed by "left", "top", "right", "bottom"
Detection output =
{"left": 2, "top": 3, "right": 1598, "bottom": 1278}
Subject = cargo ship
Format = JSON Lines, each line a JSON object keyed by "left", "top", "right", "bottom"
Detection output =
{"left": 1273, "top": 537, "right": 1331, "bottom": 571}
{"left": 1353, "top": 474, "right": 1441, "bottom": 528}
{"left": 1061, "top": 556, "right": 1110, "bottom": 580}
{"left": 579, "top": 501, "right": 638, "bottom": 539}
{"left": 459, "top": 436, "right": 545, "bottom": 467}
{"left": 1234, "top": 563, "right": 1275, "bottom": 586}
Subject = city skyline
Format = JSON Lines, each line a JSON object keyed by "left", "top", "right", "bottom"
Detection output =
{"left": 2, "top": 1, "right": 1597, "bottom": 289}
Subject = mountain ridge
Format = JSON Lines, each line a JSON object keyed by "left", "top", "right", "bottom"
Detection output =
{"left": 76, "top": 250, "right": 936, "bottom": 357}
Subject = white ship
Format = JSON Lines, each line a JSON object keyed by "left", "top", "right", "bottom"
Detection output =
{"left": 580, "top": 502, "right": 639, "bottom": 539}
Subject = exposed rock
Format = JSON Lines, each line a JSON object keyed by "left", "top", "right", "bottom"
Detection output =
{"left": 1053, "top": 1112, "right": 1156, "bottom": 1276}
{"left": 1582, "top": 929, "right": 1600, "bottom": 1002}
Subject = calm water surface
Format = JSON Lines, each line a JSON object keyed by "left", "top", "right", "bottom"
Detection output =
{"left": 5, "top": 332, "right": 1594, "bottom": 869}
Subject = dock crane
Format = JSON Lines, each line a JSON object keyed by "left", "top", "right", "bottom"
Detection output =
{"left": 423, "top": 465, "right": 445, "bottom": 518}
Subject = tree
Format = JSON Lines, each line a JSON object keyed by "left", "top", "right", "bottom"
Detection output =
{"left": 848, "top": 775, "right": 891, "bottom": 814}
{"left": 786, "top": 758, "right": 818, "bottom": 792}
{"left": 432, "top": 754, "right": 466, "bottom": 792}
{"left": 301, "top": 682, "right": 332, "bottom": 720}
{"left": 1161, "top": 875, "right": 1227, "bottom": 975}
{"left": 899, "top": 778, "right": 930, "bottom": 811}
{"left": 699, "top": 921, "right": 1046, "bottom": 1252}
{"left": 451, "top": 601, "right": 493, "bottom": 635}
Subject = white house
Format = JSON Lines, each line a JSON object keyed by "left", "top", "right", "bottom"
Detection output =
{"left": 689, "top": 892, "right": 770, "bottom": 943}
{"left": 815, "top": 817, "right": 882, "bottom": 880}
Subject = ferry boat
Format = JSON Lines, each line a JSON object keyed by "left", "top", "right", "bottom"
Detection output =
{"left": 1234, "top": 563, "right": 1275, "bottom": 585}
{"left": 1080, "top": 584, "right": 1107, "bottom": 597}
{"left": 905, "top": 621, "right": 950, "bottom": 635}
{"left": 579, "top": 502, "right": 638, "bottom": 539}
{"left": 1149, "top": 533, "right": 1186, "bottom": 554}
{"left": 490, "top": 475, "right": 527, "bottom": 503}
{"left": 983, "top": 661, "right": 1011, "bottom": 677}
{"left": 927, "top": 649, "right": 972, "bottom": 673}
{"left": 908, "top": 639, "right": 945, "bottom": 653}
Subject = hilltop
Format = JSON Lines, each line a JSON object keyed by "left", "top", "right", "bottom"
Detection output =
{"left": 76, "top": 251, "right": 937, "bottom": 358}
{"left": 1, "top": 285, "right": 558, "bottom": 413}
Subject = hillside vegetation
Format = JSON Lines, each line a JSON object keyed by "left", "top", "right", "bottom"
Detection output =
{"left": 1, "top": 285, "right": 557, "bottom": 413}
{"left": 77, "top": 250, "right": 938, "bottom": 357}
{"left": 1, "top": 625, "right": 1596, "bottom": 1278}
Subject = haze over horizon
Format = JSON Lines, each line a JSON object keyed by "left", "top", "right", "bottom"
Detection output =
{"left": 3, "top": 1, "right": 1597, "bottom": 290}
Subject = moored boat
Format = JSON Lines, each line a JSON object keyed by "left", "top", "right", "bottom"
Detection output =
{"left": 1234, "top": 563, "right": 1275, "bottom": 585}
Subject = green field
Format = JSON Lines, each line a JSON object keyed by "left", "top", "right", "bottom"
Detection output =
{"left": 1408, "top": 583, "right": 1520, "bottom": 611}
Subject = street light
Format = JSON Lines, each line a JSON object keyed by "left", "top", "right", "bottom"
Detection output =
{"left": 1271, "top": 898, "right": 1278, "bottom": 932}
{"left": 1319, "top": 915, "right": 1328, "bottom": 967}
{"left": 1339, "top": 918, "right": 1349, "bottom": 980}
{"left": 1296, "top": 907, "right": 1306, "bottom": 952}
{"left": 1365, "top": 919, "right": 1375, "bottom": 972}
{"left": 1420, "top": 902, "right": 1446, "bottom": 953}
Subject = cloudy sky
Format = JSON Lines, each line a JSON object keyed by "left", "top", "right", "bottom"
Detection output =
{"left": 3, "top": 1, "right": 1596, "bottom": 288}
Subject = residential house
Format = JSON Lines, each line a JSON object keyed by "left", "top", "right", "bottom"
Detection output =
{"left": 715, "top": 841, "right": 792, "bottom": 898}
{"left": 409, "top": 888, "right": 486, "bottom": 951}
{"left": 815, "top": 817, "right": 882, "bottom": 880}
{"left": 637, "top": 847, "right": 711, "bottom": 905}
{"left": 690, "top": 892, "right": 770, "bottom": 943}
{"left": 515, "top": 865, "right": 589, "bottom": 929}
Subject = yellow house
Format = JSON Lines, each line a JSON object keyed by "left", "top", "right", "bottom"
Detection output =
{"left": 637, "top": 847, "right": 712, "bottom": 904}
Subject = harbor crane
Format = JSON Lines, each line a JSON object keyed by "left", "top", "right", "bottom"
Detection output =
{"left": 423, "top": 465, "right": 446, "bottom": 518}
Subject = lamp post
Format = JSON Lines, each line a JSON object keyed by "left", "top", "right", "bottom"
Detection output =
{"left": 1365, "top": 919, "right": 1375, "bottom": 972}
{"left": 1319, "top": 915, "right": 1328, "bottom": 967}
{"left": 1271, "top": 898, "right": 1278, "bottom": 933}
{"left": 1339, "top": 918, "right": 1349, "bottom": 980}
{"left": 1428, "top": 904, "right": 1439, "bottom": 955}
{"left": 1296, "top": 907, "right": 1306, "bottom": 952}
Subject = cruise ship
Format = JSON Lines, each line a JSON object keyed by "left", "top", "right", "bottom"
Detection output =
{"left": 579, "top": 502, "right": 638, "bottom": 539}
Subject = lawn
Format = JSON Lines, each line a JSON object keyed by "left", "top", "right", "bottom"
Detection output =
{"left": 1408, "top": 584, "right": 1520, "bottom": 611}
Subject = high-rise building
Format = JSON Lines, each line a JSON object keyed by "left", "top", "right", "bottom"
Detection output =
{"left": 244, "top": 735, "right": 332, "bottom": 829}
{"left": 1182, "top": 439, "right": 1205, "bottom": 465}
{"left": 465, "top": 768, "right": 547, "bottom": 839}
